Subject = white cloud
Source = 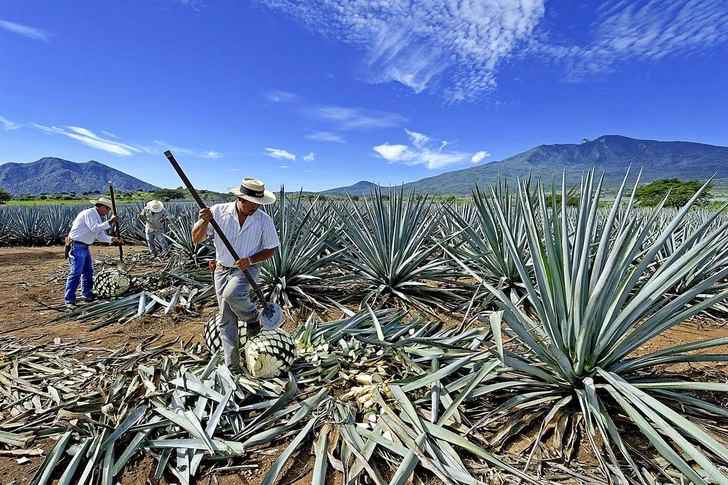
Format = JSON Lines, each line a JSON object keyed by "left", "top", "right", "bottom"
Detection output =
{"left": 374, "top": 129, "right": 481, "bottom": 169}
{"left": 470, "top": 150, "right": 490, "bottom": 163}
{"left": 0, "top": 20, "right": 50, "bottom": 42}
{"left": 0, "top": 115, "right": 21, "bottom": 131}
{"left": 373, "top": 143, "right": 412, "bottom": 163}
{"left": 259, "top": 1, "right": 546, "bottom": 102}
{"left": 303, "top": 152, "right": 315, "bottom": 162}
{"left": 32, "top": 124, "right": 141, "bottom": 156}
{"left": 265, "top": 148, "right": 296, "bottom": 161}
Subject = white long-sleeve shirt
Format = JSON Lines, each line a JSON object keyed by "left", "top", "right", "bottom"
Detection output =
{"left": 68, "top": 207, "right": 114, "bottom": 245}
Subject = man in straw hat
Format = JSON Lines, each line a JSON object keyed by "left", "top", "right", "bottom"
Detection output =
{"left": 64, "top": 197, "right": 123, "bottom": 309}
{"left": 192, "top": 177, "right": 280, "bottom": 373}
{"left": 138, "top": 199, "right": 172, "bottom": 259}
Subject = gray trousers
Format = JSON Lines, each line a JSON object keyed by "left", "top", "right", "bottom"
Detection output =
{"left": 214, "top": 265, "right": 261, "bottom": 369}
{"left": 145, "top": 229, "right": 169, "bottom": 257}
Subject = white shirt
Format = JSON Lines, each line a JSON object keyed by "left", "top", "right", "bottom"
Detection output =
{"left": 68, "top": 207, "right": 114, "bottom": 245}
{"left": 206, "top": 202, "right": 279, "bottom": 267}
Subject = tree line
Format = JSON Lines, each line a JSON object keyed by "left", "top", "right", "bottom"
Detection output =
{"left": 0, "top": 178, "right": 718, "bottom": 207}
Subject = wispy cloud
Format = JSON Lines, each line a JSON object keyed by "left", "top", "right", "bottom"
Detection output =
{"left": 151, "top": 141, "right": 223, "bottom": 159}
{"left": 265, "top": 90, "right": 406, "bottom": 131}
{"left": 0, "top": 20, "right": 50, "bottom": 42}
{"left": 303, "top": 152, "right": 315, "bottom": 162}
{"left": 201, "top": 150, "right": 222, "bottom": 159}
{"left": 32, "top": 124, "right": 141, "bottom": 156}
{"left": 532, "top": 0, "right": 728, "bottom": 81}
{"left": 0, "top": 115, "right": 21, "bottom": 131}
{"left": 373, "top": 129, "right": 485, "bottom": 169}
{"left": 259, "top": 1, "right": 546, "bottom": 102}
{"left": 314, "top": 105, "right": 406, "bottom": 130}
{"left": 306, "top": 131, "right": 346, "bottom": 143}
{"left": 265, "top": 148, "right": 296, "bottom": 161}
{"left": 168, "top": 0, "right": 205, "bottom": 10}
{"left": 260, "top": 1, "right": 728, "bottom": 100}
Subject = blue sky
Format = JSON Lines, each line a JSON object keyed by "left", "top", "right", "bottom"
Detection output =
{"left": 1, "top": 1, "right": 727, "bottom": 193}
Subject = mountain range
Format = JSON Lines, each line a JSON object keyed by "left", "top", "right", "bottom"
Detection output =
{"left": 322, "top": 135, "right": 728, "bottom": 196}
{"left": 2, "top": 136, "right": 726, "bottom": 197}
{"left": 0, "top": 157, "right": 160, "bottom": 196}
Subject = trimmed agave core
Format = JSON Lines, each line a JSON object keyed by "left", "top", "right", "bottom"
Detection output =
{"left": 203, "top": 314, "right": 296, "bottom": 378}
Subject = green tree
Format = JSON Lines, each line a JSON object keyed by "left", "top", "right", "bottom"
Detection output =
{"left": 151, "top": 188, "right": 187, "bottom": 201}
{"left": 0, "top": 187, "right": 11, "bottom": 204}
{"left": 635, "top": 178, "right": 711, "bottom": 209}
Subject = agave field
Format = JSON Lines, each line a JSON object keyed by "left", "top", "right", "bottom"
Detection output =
{"left": 2, "top": 169, "right": 728, "bottom": 484}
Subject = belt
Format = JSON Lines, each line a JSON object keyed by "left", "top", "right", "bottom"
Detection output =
{"left": 71, "top": 240, "right": 89, "bottom": 247}
{"left": 215, "top": 262, "right": 257, "bottom": 271}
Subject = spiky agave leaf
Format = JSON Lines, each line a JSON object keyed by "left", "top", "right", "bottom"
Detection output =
{"left": 482, "top": 168, "right": 728, "bottom": 483}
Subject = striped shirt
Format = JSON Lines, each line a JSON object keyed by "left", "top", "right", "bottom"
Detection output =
{"left": 68, "top": 207, "right": 114, "bottom": 245}
{"left": 206, "top": 202, "right": 279, "bottom": 267}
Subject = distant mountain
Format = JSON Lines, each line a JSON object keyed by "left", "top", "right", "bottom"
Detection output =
{"left": 320, "top": 180, "right": 379, "bottom": 196}
{"left": 324, "top": 136, "right": 728, "bottom": 196}
{"left": 0, "top": 157, "right": 160, "bottom": 196}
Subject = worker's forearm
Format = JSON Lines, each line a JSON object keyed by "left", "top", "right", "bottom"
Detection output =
{"left": 191, "top": 220, "right": 209, "bottom": 243}
{"left": 250, "top": 248, "right": 275, "bottom": 264}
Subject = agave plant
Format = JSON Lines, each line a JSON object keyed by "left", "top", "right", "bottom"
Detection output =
{"left": 479, "top": 169, "right": 728, "bottom": 483}
{"left": 9, "top": 205, "right": 47, "bottom": 245}
{"left": 0, "top": 206, "right": 10, "bottom": 245}
{"left": 164, "top": 208, "right": 215, "bottom": 265}
{"left": 444, "top": 177, "right": 533, "bottom": 305}
{"left": 329, "top": 186, "right": 466, "bottom": 312}
{"left": 650, "top": 209, "right": 728, "bottom": 318}
{"left": 260, "top": 188, "right": 346, "bottom": 310}
{"left": 42, "top": 205, "right": 76, "bottom": 245}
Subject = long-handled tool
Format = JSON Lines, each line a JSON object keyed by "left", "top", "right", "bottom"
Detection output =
{"left": 107, "top": 181, "right": 128, "bottom": 271}
{"left": 164, "top": 150, "right": 283, "bottom": 329}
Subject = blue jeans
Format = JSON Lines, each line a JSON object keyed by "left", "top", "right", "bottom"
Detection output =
{"left": 64, "top": 245, "right": 94, "bottom": 303}
{"left": 213, "top": 265, "right": 260, "bottom": 369}
{"left": 145, "top": 229, "right": 169, "bottom": 257}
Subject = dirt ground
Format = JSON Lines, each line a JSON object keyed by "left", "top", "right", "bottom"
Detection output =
{"left": 1, "top": 245, "right": 728, "bottom": 484}
{"left": 0, "top": 245, "right": 308, "bottom": 485}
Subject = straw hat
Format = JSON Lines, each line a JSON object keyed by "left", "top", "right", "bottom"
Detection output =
{"left": 146, "top": 200, "right": 164, "bottom": 213}
{"left": 90, "top": 197, "right": 113, "bottom": 209}
{"left": 229, "top": 178, "right": 276, "bottom": 205}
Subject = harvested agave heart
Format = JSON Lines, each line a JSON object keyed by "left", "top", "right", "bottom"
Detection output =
{"left": 92, "top": 269, "right": 131, "bottom": 299}
{"left": 202, "top": 313, "right": 250, "bottom": 352}
{"left": 244, "top": 328, "right": 296, "bottom": 379}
